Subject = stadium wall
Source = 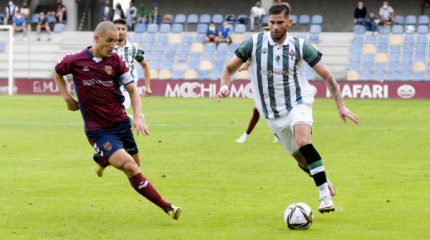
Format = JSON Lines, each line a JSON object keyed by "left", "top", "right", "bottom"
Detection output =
{"left": 1, "top": 79, "right": 429, "bottom": 99}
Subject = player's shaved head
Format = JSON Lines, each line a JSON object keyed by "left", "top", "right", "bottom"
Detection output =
{"left": 95, "top": 21, "right": 118, "bottom": 36}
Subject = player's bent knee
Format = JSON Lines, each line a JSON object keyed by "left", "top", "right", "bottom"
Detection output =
{"left": 296, "top": 138, "right": 311, "bottom": 148}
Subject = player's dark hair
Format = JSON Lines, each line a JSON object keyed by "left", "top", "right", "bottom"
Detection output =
{"left": 113, "top": 18, "right": 127, "bottom": 25}
{"left": 269, "top": 2, "right": 291, "bottom": 18}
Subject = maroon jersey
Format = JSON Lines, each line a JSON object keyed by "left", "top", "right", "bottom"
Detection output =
{"left": 55, "top": 47, "right": 133, "bottom": 132}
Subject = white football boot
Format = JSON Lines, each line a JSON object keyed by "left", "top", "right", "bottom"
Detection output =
{"left": 318, "top": 196, "right": 335, "bottom": 213}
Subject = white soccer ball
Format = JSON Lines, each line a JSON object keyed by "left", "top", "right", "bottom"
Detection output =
{"left": 284, "top": 202, "right": 313, "bottom": 230}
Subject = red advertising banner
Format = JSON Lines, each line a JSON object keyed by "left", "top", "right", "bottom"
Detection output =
{"left": 1, "top": 79, "right": 429, "bottom": 99}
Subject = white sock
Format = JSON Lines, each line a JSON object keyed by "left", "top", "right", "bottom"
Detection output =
{"left": 317, "top": 183, "right": 330, "bottom": 199}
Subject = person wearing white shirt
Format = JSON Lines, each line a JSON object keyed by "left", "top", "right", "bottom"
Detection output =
{"left": 250, "top": 1, "right": 266, "bottom": 31}
{"left": 379, "top": 1, "right": 396, "bottom": 25}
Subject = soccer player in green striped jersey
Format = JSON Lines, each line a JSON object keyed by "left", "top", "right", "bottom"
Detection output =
{"left": 217, "top": 3, "right": 359, "bottom": 213}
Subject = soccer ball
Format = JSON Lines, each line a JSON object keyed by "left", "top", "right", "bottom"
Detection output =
{"left": 284, "top": 202, "right": 313, "bottom": 230}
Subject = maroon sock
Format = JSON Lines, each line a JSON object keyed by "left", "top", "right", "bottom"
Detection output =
{"left": 129, "top": 173, "right": 171, "bottom": 212}
{"left": 246, "top": 107, "right": 260, "bottom": 134}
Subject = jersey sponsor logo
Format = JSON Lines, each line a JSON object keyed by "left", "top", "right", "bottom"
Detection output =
{"left": 82, "top": 79, "right": 114, "bottom": 87}
{"left": 105, "top": 65, "right": 113, "bottom": 75}
{"left": 260, "top": 69, "right": 292, "bottom": 77}
{"left": 138, "top": 180, "right": 149, "bottom": 189}
{"left": 103, "top": 141, "right": 112, "bottom": 151}
{"left": 397, "top": 84, "right": 415, "bottom": 99}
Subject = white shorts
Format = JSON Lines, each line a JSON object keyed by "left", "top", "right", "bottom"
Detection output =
{"left": 267, "top": 104, "right": 313, "bottom": 155}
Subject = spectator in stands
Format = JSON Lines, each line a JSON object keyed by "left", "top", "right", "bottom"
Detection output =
{"left": 149, "top": 2, "right": 160, "bottom": 24}
{"left": 125, "top": 1, "right": 137, "bottom": 30}
{"left": 218, "top": 21, "right": 232, "bottom": 43}
{"left": 205, "top": 22, "right": 219, "bottom": 44}
{"left": 100, "top": 0, "right": 113, "bottom": 22}
{"left": 20, "top": 2, "right": 30, "bottom": 21}
{"left": 354, "top": 1, "right": 367, "bottom": 25}
{"left": 137, "top": 3, "right": 148, "bottom": 23}
{"left": 52, "top": 0, "right": 67, "bottom": 25}
{"left": 250, "top": 1, "right": 266, "bottom": 31}
{"left": 36, "top": 12, "right": 52, "bottom": 41}
{"left": 364, "top": 11, "right": 378, "bottom": 33}
{"left": 379, "top": 1, "right": 396, "bottom": 26}
{"left": 13, "top": 12, "right": 27, "bottom": 40}
{"left": 422, "top": 0, "right": 430, "bottom": 14}
{"left": 113, "top": 2, "right": 125, "bottom": 21}
{"left": 4, "top": 1, "right": 19, "bottom": 25}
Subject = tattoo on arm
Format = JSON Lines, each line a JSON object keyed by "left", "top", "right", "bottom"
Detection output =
{"left": 327, "top": 76, "right": 343, "bottom": 103}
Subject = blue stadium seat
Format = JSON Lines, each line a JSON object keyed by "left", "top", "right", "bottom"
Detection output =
{"left": 417, "top": 35, "right": 427, "bottom": 44}
{"left": 203, "top": 51, "right": 214, "bottom": 61}
{"left": 144, "top": 34, "right": 155, "bottom": 43}
{"left": 142, "top": 43, "right": 153, "bottom": 52}
{"left": 417, "top": 25, "right": 428, "bottom": 34}
{"left": 413, "top": 71, "right": 425, "bottom": 81}
{"left": 405, "top": 15, "right": 417, "bottom": 25}
{"left": 151, "top": 52, "right": 163, "bottom": 61}
{"left": 180, "top": 43, "right": 191, "bottom": 51}
{"left": 215, "top": 51, "right": 227, "bottom": 61}
{"left": 354, "top": 25, "right": 366, "bottom": 34}
{"left": 46, "top": 14, "right": 55, "bottom": 23}
{"left": 234, "top": 24, "right": 246, "bottom": 33}
{"left": 171, "top": 70, "right": 184, "bottom": 80}
{"left": 403, "top": 44, "right": 414, "bottom": 54}
{"left": 200, "top": 14, "right": 211, "bottom": 24}
{"left": 262, "top": 16, "right": 268, "bottom": 24}
{"left": 352, "top": 35, "right": 364, "bottom": 44}
{"left": 377, "top": 44, "right": 388, "bottom": 53}
{"left": 214, "top": 60, "right": 225, "bottom": 70}
{"left": 157, "top": 34, "right": 168, "bottom": 43}
{"left": 147, "top": 24, "right": 159, "bottom": 33}
{"left": 217, "top": 42, "right": 229, "bottom": 52}
{"left": 349, "top": 61, "right": 360, "bottom": 71}
{"left": 378, "top": 25, "right": 391, "bottom": 34}
{"left": 375, "top": 62, "right": 386, "bottom": 71}
{"left": 351, "top": 45, "right": 363, "bottom": 53}
{"left": 401, "top": 61, "right": 413, "bottom": 71}
{"left": 165, "top": 50, "right": 176, "bottom": 61}
{"left": 187, "top": 14, "right": 199, "bottom": 24}
{"left": 167, "top": 43, "right": 178, "bottom": 52}
{"left": 172, "top": 24, "right": 183, "bottom": 33}
{"left": 374, "top": 69, "right": 385, "bottom": 81}
{"left": 395, "top": 15, "right": 404, "bottom": 25}
{"left": 360, "top": 70, "right": 372, "bottom": 81}
{"left": 0, "top": 42, "right": 5, "bottom": 52}
{"left": 188, "top": 60, "right": 200, "bottom": 70}
{"left": 392, "top": 25, "right": 403, "bottom": 34}
{"left": 161, "top": 61, "right": 173, "bottom": 70}
{"left": 310, "top": 25, "right": 321, "bottom": 34}
{"left": 386, "top": 71, "right": 398, "bottom": 81}
{"left": 350, "top": 53, "right": 361, "bottom": 62}
{"left": 190, "top": 52, "right": 201, "bottom": 61}
{"left": 362, "top": 61, "right": 373, "bottom": 71}
{"left": 388, "top": 54, "right": 400, "bottom": 62}
{"left": 174, "top": 14, "right": 186, "bottom": 24}
{"left": 418, "top": 15, "right": 429, "bottom": 25}
{"left": 195, "top": 34, "right": 206, "bottom": 43}
{"left": 390, "top": 45, "right": 401, "bottom": 54}
{"left": 299, "top": 15, "right": 310, "bottom": 25}
{"left": 212, "top": 14, "right": 223, "bottom": 24}
{"left": 378, "top": 36, "right": 389, "bottom": 45}
{"left": 365, "top": 35, "right": 376, "bottom": 44}
{"left": 210, "top": 69, "right": 222, "bottom": 80}
{"left": 136, "top": 66, "right": 144, "bottom": 80}
{"left": 149, "top": 61, "right": 161, "bottom": 70}
{"left": 177, "top": 51, "right": 188, "bottom": 62}
{"left": 416, "top": 44, "right": 426, "bottom": 53}
{"left": 236, "top": 14, "right": 249, "bottom": 24}
{"left": 363, "top": 53, "right": 374, "bottom": 62}
{"left": 230, "top": 43, "right": 240, "bottom": 51}
{"left": 305, "top": 64, "right": 313, "bottom": 80}
{"left": 400, "top": 70, "right": 411, "bottom": 81}
{"left": 204, "top": 42, "right": 216, "bottom": 52}
{"left": 197, "top": 24, "right": 208, "bottom": 34}
{"left": 290, "top": 14, "right": 298, "bottom": 24}
{"left": 227, "top": 24, "right": 234, "bottom": 32}
{"left": 31, "top": 14, "right": 40, "bottom": 24}
{"left": 53, "top": 23, "right": 65, "bottom": 33}
{"left": 154, "top": 43, "right": 165, "bottom": 52}
{"left": 311, "top": 15, "right": 323, "bottom": 25}
{"left": 388, "top": 61, "right": 399, "bottom": 71}
{"left": 131, "top": 34, "right": 143, "bottom": 43}
{"left": 404, "top": 35, "right": 415, "bottom": 44}
{"left": 159, "top": 24, "right": 171, "bottom": 33}
{"left": 402, "top": 53, "right": 413, "bottom": 62}
{"left": 162, "top": 14, "right": 174, "bottom": 23}
{"left": 309, "top": 35, "right": 319, "bottom": 44}
{"left": 415, "top": 53, "right": 426, "bottom": 62}
{"left": 197, "top": 70, "right": 209, "bottom": 80}
{"left": 225, "top": 14, "right": 236, "bottom": 24}
{"left": 181, "top": 34, "right": 193, "bottom": 44}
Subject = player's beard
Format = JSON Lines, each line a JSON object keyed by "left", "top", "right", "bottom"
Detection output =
{"left": 271, "top": 28, "right": 287, "bottom": 42}
{"left": 118, "top": 36, "right": 125, "bottom": 43}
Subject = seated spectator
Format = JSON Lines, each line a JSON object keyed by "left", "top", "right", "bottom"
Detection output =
{"left": 100, "top": 0, "right": 113, "bottom": 22}
{"left": 137, "top": 3, "right": 148, "bottom": 23}
{"left": 52, "top": 0, "right": 67, "bottom": 25}
{"left": 36, "top": 12, "right": 52, "bottom": 41}
{"left": 113, "top": 3, "right": 125, "bottom": 21}
{"left": 149, "top": 2, "right": 160, "bottom": 24}
{"left": 13, "top": 12, "right": 27, "bottom": 40}
{"left": 218, "top": 21, "right": 232, "bottom": 43}
{"left": 20, "top": 2, "right": 30, "bottom": 22}
{"left": 379, "top": 1, "right": 396, "bottom": 25}
{"left": 125, "top": 1, "right": 137, "bottom": 30}
{"left": 250, "top": 1, "right": 266, "bottom": 31}
{"left": 365, "top": 11, "right": 378, "bottom": 33}
{"left": 354, "top": 1, "right": 367, "bottom": 25}
{"left": 4, "top": 1, "right": 19, "bottom": 25}
{"left": 205, "top": 22, "right": 219, "bottom": 43}
{"left": 422, "top": 0, "right": 430, "bottom": 14}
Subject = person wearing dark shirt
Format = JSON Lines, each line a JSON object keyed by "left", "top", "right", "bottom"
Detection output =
{"left": 205, "top": 22, "right": 219, "bottom": 43}
{"left": 53, "top": 21, "right": 182, "bottom": 220}
{"left": 52, "top": 0, "right": 67, "bottom": 25}
{"left": 100, "top": 0, "right": 113, "bottom": 22}
{"left": 36, "top": 12, "right": 52, "bottom": 41}
{"left": 354, "top": 1, "right": 367, "bottom": 25}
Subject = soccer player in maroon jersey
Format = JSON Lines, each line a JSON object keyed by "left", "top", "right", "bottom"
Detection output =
{"left": 52, "top": 21, "right": 182, "bottom": 220}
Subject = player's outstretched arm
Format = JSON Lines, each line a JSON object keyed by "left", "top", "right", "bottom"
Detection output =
{"left": 125, "top": 82, "right": 150, "bottom": 136}
{"left": 52, "top": 70, "right": 79, "bottom": 111}
{"left": 312, "top": 61, "right": 359, "bottom": 125}
{"left": 139, "top": 59, "right": 152, "bottom": 96}
{"left": 217, "top": 56, "right": 244, "bottom": 102}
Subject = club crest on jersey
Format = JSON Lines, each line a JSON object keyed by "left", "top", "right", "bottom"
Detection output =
{"left": 105, "top": 65, "right": 112, "bottom": 75}
{"left": 289, "top": 50, "right": 296, "bottom": 60}
{"left": 103, "top": 141, "right": 112, "bottom": 151}
{"left": 276, "top": 55, "right": 281, "bottom": 66}
{"left": 262, "top": 47, "right": 268, "bottom": 54}
{"left": 82, "top": 66, "right": 89, "bottom": 71}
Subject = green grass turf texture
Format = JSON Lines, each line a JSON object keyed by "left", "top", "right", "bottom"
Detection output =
{"left": 0, "top": 95, "right": 429, "bottom": 240}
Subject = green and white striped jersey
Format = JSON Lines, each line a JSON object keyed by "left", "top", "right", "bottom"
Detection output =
{"left": 113, "top": 40, "right": 144, "bottom": 83}
{"left": 236, "top": 32, "right": 321, "bottom": 119}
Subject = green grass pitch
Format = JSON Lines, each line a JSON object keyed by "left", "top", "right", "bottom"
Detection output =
{"left": 0, "top": 95, "right": 429, "bottom": 240}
